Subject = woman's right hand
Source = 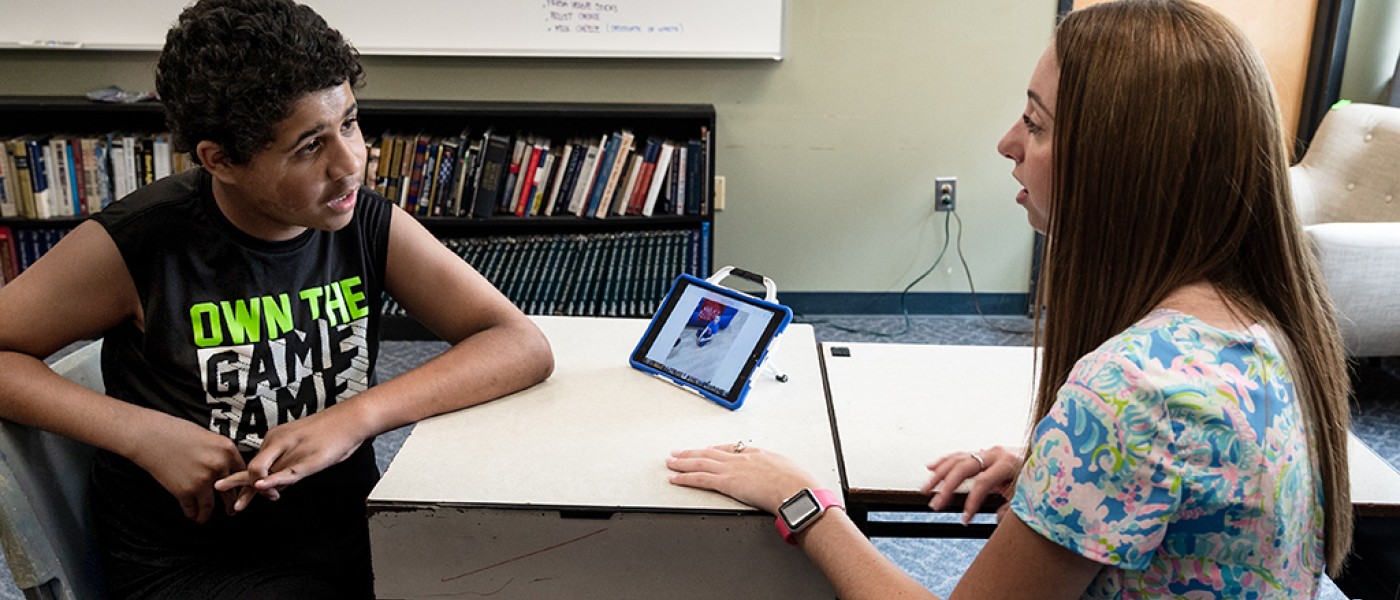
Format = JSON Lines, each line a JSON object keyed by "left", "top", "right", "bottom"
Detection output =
{"left": 921, "top": 445, "right": 1024, "bottom": 525}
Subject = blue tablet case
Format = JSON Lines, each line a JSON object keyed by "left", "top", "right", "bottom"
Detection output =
{"left": 629, "top": 274, "right": 792, "bottom": 410}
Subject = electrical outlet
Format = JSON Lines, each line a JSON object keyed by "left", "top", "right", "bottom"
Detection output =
{"left": 935, "top": 177, "right": 956, "bottom": 212}
{"left": 714, "top": 175, "right": 726, "bottom": 211}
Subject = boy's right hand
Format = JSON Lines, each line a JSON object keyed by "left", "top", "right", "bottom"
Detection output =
{"left": 127, "top": 412, "right": 247, "bottom": 524}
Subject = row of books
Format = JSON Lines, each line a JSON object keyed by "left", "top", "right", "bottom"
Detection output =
{"left": 364, "top": 128, "right": 710, "bottom": 220}
{"left": 0, "top": 134, "right": 197, "bottom": 220}
{"left": 0, "top": 226, "right": 71, "bottom": 286}
{"left": 381, "top": 229, "right": 707, "bottom": 318}
{"left": 1, "top": 126, "right": 714, "bottom": 226}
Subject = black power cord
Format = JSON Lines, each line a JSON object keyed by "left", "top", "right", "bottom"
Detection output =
{"left": 799, "top": 207, "right": 1035, "bottom": 338}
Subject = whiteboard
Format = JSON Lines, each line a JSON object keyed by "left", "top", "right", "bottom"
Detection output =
{"left": 0, "top": 0, "right": 785, "bottom": 59}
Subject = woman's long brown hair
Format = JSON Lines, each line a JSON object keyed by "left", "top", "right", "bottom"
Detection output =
{"left": 1031, "top": 0, "right": 1352, "bottom": 574}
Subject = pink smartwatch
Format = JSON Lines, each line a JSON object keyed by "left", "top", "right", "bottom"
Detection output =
{"left": 774, "top": 488, "right": 844, "bottom": 544}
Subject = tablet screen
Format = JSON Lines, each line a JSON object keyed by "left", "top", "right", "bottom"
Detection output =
{"left": 631, "top": 275, "right": 789, "bottom": 406}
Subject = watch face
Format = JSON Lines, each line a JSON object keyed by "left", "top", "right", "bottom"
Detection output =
{"left": 779, "top": 489, "right": 821, "bottom": 530}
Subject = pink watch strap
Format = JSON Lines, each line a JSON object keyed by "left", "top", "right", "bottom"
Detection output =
{"left": 774, "top": 488, "right": 844, "bottom": 545}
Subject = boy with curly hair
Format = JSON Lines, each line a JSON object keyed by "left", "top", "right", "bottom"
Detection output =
{"left": 0, "top": 1, "right": 554, "bottom": 597}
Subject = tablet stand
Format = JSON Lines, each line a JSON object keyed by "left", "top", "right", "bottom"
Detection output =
{"left": 705, "top": 266, "right": 789, "bottom": 383}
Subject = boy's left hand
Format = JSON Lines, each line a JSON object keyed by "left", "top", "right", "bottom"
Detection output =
{"left": 214, "top": 408, "right": 368, "bottom": 512}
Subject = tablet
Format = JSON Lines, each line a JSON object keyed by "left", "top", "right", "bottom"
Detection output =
{"left": 630, "top": 274, "right": 793, "bottom": 410}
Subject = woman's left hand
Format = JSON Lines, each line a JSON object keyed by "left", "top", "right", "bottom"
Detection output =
{"left": 667, "top": 444, "right": 821, "bottom": 515}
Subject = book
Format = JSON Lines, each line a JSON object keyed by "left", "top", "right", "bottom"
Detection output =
{"left": 530, "top": 150, "right": 556, "bottom": 216}
{"left": 612, "top": 153, "right": 643, "bottom": 216}
{"left": 42, "top": 139, "right": 68, "bottom": 217}
{"left": 593, "top": 131, "right": 634, "bottom": 219}
{"left": 65, "top": 138, "right": 85, "bottom": 216}
{"left": 424, "top": 138, "right": 446, "bottom": 217}
{"left": 685, "top": 139, "right": 704, "bottom": 215}
{"left": 25, "top": 139, "right": 53, "bottom": 219}
{"left": 641, "top": 142, "right": 675, "bottom": 217}
{"left": 513, "top": 141, "right": 543, "bottom": 216}
{"left": 568, "top": 137, "right": 605, "bottom": 216}
{"left": 582, "top": 134, "right": 620, "bottom": 218}
{"left": 471, "top": 131, "right": 511, "bottom": 218}
{"left": 7, "top": 140, "right": 36, "bottom": 219}
{"left": 448, "top": 133, "right": 473, "bottom": 216}
{"left": 551, "top": 141, "right": 587, "bottom": 216}
{"left": 430, "top": 138, "right": 459, "bottom": 217}
{"left": 79, "top": 137, "right": 102, "bottom": 215}
{"left": 0, "top": 143, "right": 16, "bottom": 218}
{"left": 0, "top": 226, "right": 15, "bottom": 286}
{"left": 403, "top": 135, "right": 431, "bottom": 214}
{"left": 363, "top": 136, "right": 381, "bottom": 191}
{"left": 624, "top": 137, "right": 662, "bottom": 216}
{"left": 138, "top": 136, "right": 155, "bottom": 186}
{"left": 670, "top": 145, "right": 686, "bottom": 217}
{"left": 499, "top": 136, "right": 529, "bottom": 214}
{"left": 374, "top": 134, "right": 398, "bottom": 197}
{"left": 152, "top": 134, "right": 173, "bottom": 180}
{"left": 540, "top": 143, "right": 573, "bottom": 217}
{"left": 120, "top": 134, "right": 139, "bottom": 201}
{"left": 92, "top": 137, "right": 113, "bottom": 210}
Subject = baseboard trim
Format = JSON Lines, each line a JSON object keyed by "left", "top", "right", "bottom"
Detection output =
{"left": 780, "top": 292, "right": 1029, "bottom": 316}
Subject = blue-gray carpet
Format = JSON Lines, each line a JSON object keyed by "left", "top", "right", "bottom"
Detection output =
{"left": 7, "top": 314, "right": 1390, "bottom": 598}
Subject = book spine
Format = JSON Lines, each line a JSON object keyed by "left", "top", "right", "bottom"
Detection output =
{"left": 432, "top": 140, "right": 459, "bottom": 217}
{"left": 0, "top": 143, "right": 15, "bottom": 219}
{"left": 626, "top": 137, "right": 661, "bottom": 216}
{"left": 153, "top": 134, "right": 173, "bottom": 180}
{"left": 405, "top": 136, "right": 431, "bottom": 215}
{"left": 642, "top": 143, "right": 674, "bottom": 217}
{"left": 569, "top": 137, "right": 604, "bottom": 216}
{"left": 44, "top": 140, "right": 68, "bottom": 217}
{"left": 686, "top": 139, "right": 704, "bottom": 216}
{"left": 64, "top": 139, "right": 83, "bottom": 216}
{"left": 8, "top": 141, "right": 35, "bottom": 218}
{"left": 514, "top": 143, "right": 543, "bottom": 216}
{"left": 449, "top": 135, "right": 472, "bottom": 216}
{"left": 421, "top": 138, "right": 444, "bottom": 217}
{"left": 666, "top": 146, "right": 682, "bottom": 216}
{"left": 472, "top": 132, "right": 511, "bottom": 219}
{"left": 584, "top": 135, "right": 620, "bottom": 218}
{"left": 595, "top": 132, "right": 634, "bottom": 219}
{"left": 93, "top": 138, "right": 113, "bottom": 209}
{"left": 530, "top": 150, "right": 555, "bottom": 216}
{"left": 614, "top": 154, "right": 642, "bottom": 216}
{"left": 0, "top": 226, "right": 13, "bottom": 285}
{"left": 541, "top": 143, "right": 572, "bottom": 217}
{"left": 26, "top": 140, "right": 52, "bottom": 219}
{"left": 80, "top": 138, "right": 101, "bottom": 215}
{"left": 500, "top": 137, "right": 528, "bottom": 214}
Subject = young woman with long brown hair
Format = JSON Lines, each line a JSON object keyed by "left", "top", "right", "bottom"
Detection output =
{"left": 666, "top": 1, "right": 1352, "bottom": 597}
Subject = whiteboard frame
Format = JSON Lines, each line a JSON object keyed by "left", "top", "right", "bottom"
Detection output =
{"left": 0, "top": 0, "right": 786, "bottom": 60}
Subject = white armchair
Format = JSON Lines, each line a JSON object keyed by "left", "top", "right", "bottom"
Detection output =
{"left": 1290, "top": 103, "right": 1400, "bottom": 357}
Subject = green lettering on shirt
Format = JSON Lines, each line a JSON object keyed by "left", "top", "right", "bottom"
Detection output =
{"left": 190, "top": 302, "right": 223, "bottom": 348}
{"left": 220, "top": 299, "right": 262, "bottom": 345}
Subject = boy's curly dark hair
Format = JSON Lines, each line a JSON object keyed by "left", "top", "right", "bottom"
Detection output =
{"left": 156, "top": 0, "right": 364, "bottom": 165}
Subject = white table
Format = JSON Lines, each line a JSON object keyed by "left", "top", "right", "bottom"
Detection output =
{"left": 368, "top": 316, "right": 839, "bottom": 599}
{"left": 821, "top": 342, "right": 1400, "bottom": 532}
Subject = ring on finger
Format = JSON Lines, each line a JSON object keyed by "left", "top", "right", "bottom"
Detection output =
{"left": 968, "top": 450, "right": 986, "bottom": 471}
{"left": 732, "top": 440, "right": 747, "bottom": 453}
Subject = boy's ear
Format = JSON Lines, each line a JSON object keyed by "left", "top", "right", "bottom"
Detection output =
{"left": 196, "top": 141, "right": 239, "bottom": 184}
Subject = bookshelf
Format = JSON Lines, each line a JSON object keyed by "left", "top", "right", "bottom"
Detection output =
{"left": 0, "top": 97, "right": 716, "bottom": 338}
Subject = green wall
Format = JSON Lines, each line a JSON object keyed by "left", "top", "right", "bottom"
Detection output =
{"left": 0, "top": 1, "right": 1057, "bottom": 294}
